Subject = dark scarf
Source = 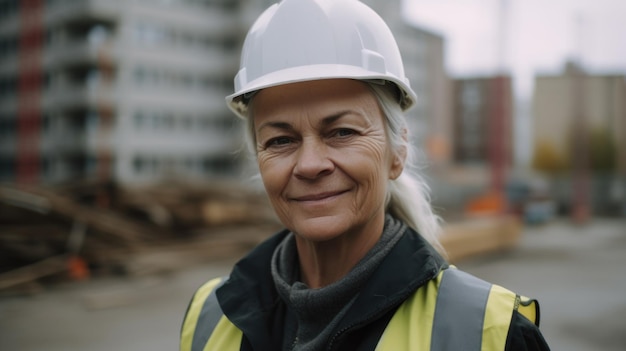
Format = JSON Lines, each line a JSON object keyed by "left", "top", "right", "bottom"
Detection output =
{"left": 271, "top": 214, "right": 406, "bottom": 350}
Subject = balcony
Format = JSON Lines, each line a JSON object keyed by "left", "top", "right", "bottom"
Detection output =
{"left": 46, "top": 0, "right": 122, "bottom": 27}
{"left": 45, "top": 40, "right": 118, "bottom": 69}
{"left": 43, "top": 83, "right": 116, "bottom": 112}
{"left": 41, "top": 131, "right": 87, "bottom": 155}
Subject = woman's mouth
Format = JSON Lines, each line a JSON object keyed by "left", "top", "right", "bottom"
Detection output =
{"left": 292, "top": 190, "right": 347, "bottom": 202}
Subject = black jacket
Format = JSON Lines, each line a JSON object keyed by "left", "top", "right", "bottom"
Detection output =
{"left": 215, "top": 226, "right": 550, "bottom": 350}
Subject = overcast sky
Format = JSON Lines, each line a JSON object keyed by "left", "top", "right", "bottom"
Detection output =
{"left": 404, "top": 0, "right": 626, "bottom": 99}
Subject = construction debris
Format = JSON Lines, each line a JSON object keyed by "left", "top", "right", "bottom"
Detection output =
{"left": 0, "top": 179, "right": 281, "bottom": 294}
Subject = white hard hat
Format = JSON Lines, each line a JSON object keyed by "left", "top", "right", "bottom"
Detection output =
{"left": 226, "top": 0, "right": 417, "bottom": 118}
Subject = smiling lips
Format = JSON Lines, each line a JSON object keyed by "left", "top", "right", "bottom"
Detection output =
{"left": 292, "top": 190, "right": 348, "bottom": 202}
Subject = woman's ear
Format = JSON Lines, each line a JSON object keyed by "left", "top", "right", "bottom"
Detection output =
{"left": 389, "top": 129, "right": 408, "bottom": 180}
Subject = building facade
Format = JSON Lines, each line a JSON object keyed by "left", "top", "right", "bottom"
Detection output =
{"left": 533, "top": 62, "right": 626, "bottom": 176}
{"left": 451, "top": 75, "right": 513, "bottom": 167}
{"left": 533, "top": 62, "right": 626, "bottom": 214}
{"left": 0, "top": 0, "right": 248, "bottom": 185}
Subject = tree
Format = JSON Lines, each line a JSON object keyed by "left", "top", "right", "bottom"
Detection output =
{"left": 532, "top": 140, "right": 569, "bottom": 174}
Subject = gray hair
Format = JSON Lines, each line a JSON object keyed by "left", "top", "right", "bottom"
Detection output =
{"left": 244, "top": 81, "right": 444, "bottom": 254}
{"left": 367, "top": 82, "right": 444, "bottom": 254}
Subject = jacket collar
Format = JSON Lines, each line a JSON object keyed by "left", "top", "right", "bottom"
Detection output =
{"left": 216, "top": 226, "right": 448, "bottom": 349}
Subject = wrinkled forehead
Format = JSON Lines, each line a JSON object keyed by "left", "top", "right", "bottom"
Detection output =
{"left": 250, "top": 79, "right": 379, "bottom": 120}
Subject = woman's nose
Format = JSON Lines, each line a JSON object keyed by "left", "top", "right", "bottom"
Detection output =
{"left": 293, "top": 138, "right": 334, "bottom": 179}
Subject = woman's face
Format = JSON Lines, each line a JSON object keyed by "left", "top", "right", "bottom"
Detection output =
{"left": 252, "top": 79, "right": 404, "bottom": 242}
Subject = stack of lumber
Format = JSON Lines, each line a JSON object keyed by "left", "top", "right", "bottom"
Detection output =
{"left": 440, "top": 214, "right": 522, "bottom": 263}
{"left": 0, "top": 180, "right": 280, "bottom": 294}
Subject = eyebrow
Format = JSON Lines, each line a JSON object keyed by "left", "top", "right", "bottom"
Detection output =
{"left": 320, "top": 111, "right": 352, "bottom": 127}
{"left": 256, "top": 110, "right": 358, "bottom": 133}
{"left": 256, "top": 121, "right": 294, "bottom": 134}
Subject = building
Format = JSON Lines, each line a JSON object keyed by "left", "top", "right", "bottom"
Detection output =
{"left": 533, "top": 62, "right": 626, "bottom": 175}
{"left": 0, "top": 0, "right": 249, "bottom": 185}
{"left": 451, "top": 76, "right": 514, "bottom": 167}
{"left": 533, "top": 62, "right": 626, "bottom": 214}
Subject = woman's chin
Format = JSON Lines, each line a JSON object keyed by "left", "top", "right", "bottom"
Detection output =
{"left": 289, "top": 215, "right": 350, "bottom": 243}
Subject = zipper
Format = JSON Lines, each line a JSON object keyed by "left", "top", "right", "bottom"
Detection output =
{"left": 326, "top": 267, "right": 438, "bottom": 350}
{"left": 291, "top": 336, "right": 299, "bottom": 350}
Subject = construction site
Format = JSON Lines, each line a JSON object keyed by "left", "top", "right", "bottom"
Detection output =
{"left": 1, "top": 0, "right": 625, "bottom": 350}
{"left": 0, "top": 0, "right": 537, "bottom": 300}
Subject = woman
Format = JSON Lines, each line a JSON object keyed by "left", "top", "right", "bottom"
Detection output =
{"left": 181, "top": 0, "right": 550, "bottom": 350}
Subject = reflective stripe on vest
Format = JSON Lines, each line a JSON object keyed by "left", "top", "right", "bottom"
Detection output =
{"left": 181, "top": 269, "right": 538, "bottom": 351}
{"left": 377, "top": 267, "right": 538, "bottom": 350}
{"left": 192, "top": 278, "right": 227, "bottom": 351}
{"left": 180, "top": 277, "right": 242, "bottom": 351}
{"left": 431, "top": 268, "right": 492, "bottom": 351}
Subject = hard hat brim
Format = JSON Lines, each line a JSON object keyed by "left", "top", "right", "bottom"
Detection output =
{"left": 225, "top": 64, "right": 416, "bottom": 119}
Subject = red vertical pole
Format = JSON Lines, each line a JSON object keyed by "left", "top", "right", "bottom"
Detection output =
{"left": 16, "top": 0, "right": 44, "bottom": 184}
{"left": 571, "top": 67, "right": 589, "bottom": 223}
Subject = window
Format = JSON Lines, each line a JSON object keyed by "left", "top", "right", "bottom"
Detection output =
{"left": 86, "top": 156, "right": 97, "bottom": 173}
{"left": 203, "top": 156, "right": 235, "bottom": 175}
{"left": 133, "top": 22, "right": 171, "bottom": 46}
{"left": 42, "top": 114, "right": 52, "bottom": 132}
{"left": 41, "top": 156, "right": 51, "bottom": 176}
{"left": 0, "top": 156, "right": 15, "bottom": 179}
{"left": 69, "top": 155, "right": 86, "bottom": 174}
{"left": 133, "top": 156, "right": 147, "bottom": 173}
{"left": 86, "top": 69, "right": 100, "bottom": 90}
{"left": 0, "top": 1, "right": 18, "bottom": 21}
{"left": 0, "top": 36, "right": 18, "bottom": 58}
{"left": 134, "top": 111, "right": 147, "bottom": 130}
{"left": 87, "top": 25, "right": 110, "bottom": 46}
{"left": 0, "top": 75, "right": 16, "bottom": 97}
{"left": 85, "top": 110, "right": 99, "bottom": 132}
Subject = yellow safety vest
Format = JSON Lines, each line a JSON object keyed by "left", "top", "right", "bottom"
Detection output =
{"left": 180, "top": 267, "right": 538, "bottom": 351}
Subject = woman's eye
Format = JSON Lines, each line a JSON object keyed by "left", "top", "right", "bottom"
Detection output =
{"left": 334, "top": 128, "right": 355, "bottom": 137}
{"left": 266, "top": 137, "right": 292, "bottom": 147}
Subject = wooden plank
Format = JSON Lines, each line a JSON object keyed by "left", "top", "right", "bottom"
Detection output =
{"left": 440, "top": 215, "right": 522, "bottom": 262}
{"left": 0, "top": 254, "right": 69, "bottom": 291}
